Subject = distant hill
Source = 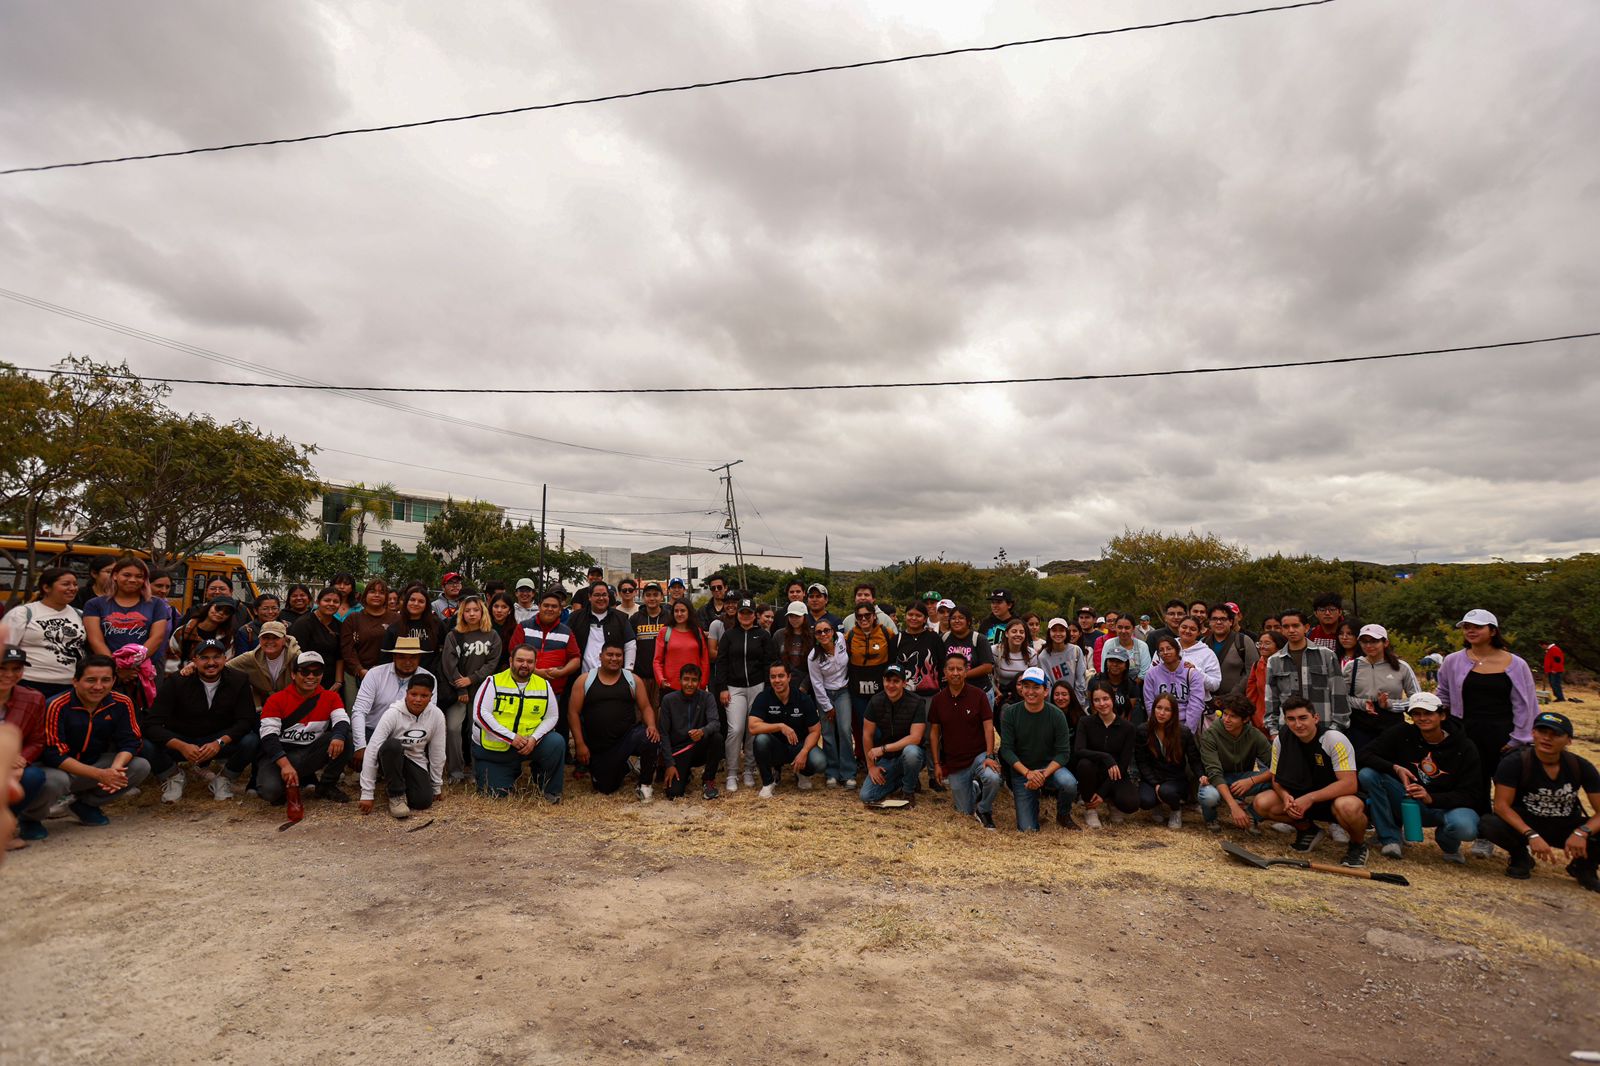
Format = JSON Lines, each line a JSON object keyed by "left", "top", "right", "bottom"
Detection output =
{"left": 633, "top": 544, "right": 693, "bottom": 580}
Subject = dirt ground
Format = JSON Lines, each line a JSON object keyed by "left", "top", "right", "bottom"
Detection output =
{"left": 4, "top": 691, "right": 1598, "bottom": 1065}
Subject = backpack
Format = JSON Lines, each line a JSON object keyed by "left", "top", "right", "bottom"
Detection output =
{"left": 582, "top": 669, "right": 636, "bottom": 697}
{"left": 1515, "top": 747, "right": 1583, "bottom": 796}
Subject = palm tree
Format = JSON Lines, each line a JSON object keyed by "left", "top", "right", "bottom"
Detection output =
{"left": 336, "top": 481, "right": 397, "bottom": 547}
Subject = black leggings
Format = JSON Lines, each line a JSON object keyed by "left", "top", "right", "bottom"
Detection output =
{"left": 1463, "top": 714, "right": 1513, "bottom": 809}
{"left": 1073, "top": 756, "right": 1139, "bottom": 813}
{"left": 1139, "top": 778, "right": 1186, "bottom": 811}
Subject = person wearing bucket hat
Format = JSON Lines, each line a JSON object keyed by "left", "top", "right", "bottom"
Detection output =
{"left": 999, "top": 666, "right": 1079, "bottom": 831}
{"left": 349, "top": 635, "right": 437, "bottom": 764}
{"left": 1356, "top": 691, "right": 1483, "bottom": 862}
{"left": 1479, "top": 710, "right": 1600, "bottom": 890}
{"left": 1436, "top": 609, "right": 1540, "bottom": 859}
{"left": 1342, "top": 624, "right": 1420, "bottom": 753}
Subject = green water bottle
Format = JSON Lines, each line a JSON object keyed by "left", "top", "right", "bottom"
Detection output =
{"left": 1400, "top": 798, "right": 1424, "bottom": 843}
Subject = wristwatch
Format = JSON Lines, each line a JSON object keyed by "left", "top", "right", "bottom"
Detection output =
{"left": 1577, "top": 828, "right": 1592, "bottom": 838}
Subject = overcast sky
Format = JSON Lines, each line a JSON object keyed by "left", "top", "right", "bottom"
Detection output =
{"left": 3, "top": 0, "right": 1597, "bottom": 570}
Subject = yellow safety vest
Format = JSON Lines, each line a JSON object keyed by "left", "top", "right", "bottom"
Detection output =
{"left": 478, "top": 669, "right": 554, "bottom": 753}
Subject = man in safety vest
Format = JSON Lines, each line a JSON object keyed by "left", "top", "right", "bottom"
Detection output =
{"left": 469, "top": 644, "right": 565, "bottom": 802}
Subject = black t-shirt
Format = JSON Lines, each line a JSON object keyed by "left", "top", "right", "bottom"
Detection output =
{"left": 287, "top": 612, "right": 342, "bottom": 689}
{"left": 579, "top": 673, "right": 638, "bottom": 751}
{"left": 891, "top": 630, "right": 945, "bottom": 693}
{"left": 631, "top": 608, "right": 670, "bottom": 675}
{"left": 750, "top": 687, "right": 819, "bottom": 735}
{"left": 867, "top": 691, "right": 928, "bottom": 746}
{"left": 978, "top": 612, "right": 1013, "bottom": 646}
{"left": 1494, "top": 751, "right": 1600, "bottom": 820}
{"left": 943, "top": 633, "right": 996, "bottom": 690}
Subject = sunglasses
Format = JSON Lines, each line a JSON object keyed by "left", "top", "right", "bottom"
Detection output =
{"left": 293, "top": 666, "right": 322, "bottom": 675}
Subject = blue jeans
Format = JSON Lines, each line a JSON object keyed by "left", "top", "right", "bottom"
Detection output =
{"left": 1198, "top": 771, "right": 1269, "bottom": 824}
{"left": 1548, "top": 673, "right": 1565, "bottom": 701}
{"left": 1009, "top": 767, "right": 1080, "bottom": 832}
{"left": 1358, "top": 767, "right": 1480, "bottom": 852}
{"left": 945, "top": 751, "right": 1001, "bottom": 815}
{"left": 820, "top": 687, "right": 857, "bottom": 780}
{"left": 859, "top": 745, "right": 925, "bottom": 803}
{"left": 472, "top": 732, "right": 566, "bottom": 799}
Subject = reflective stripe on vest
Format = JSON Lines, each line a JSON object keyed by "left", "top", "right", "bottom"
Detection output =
{"left": 479, "top": 669, "right": 553, "bottom": 753}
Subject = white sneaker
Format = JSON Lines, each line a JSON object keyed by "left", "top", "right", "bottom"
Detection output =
{"left": 825, "top": 778, "right": 839, "bottom": 789}
{"left": 208, "top": 774, "right": 234, "bottom": 801}
{"left": 725, "top": 775, "right": 738, "bottom": 794}
{"left": 1269, "top": 821, "right": 1295, "bottom": 834}
{"left": 742, "top": 771, "right": 755, "bottom": 788}
{"left": 388, "top": 796, "right": 411, "bottom": 819}
{"left": 797, "top": 775, "right": 814, "bottom": 791}
{"left": 636, "top": 784, "right": 653, "bottom": 802}
{"left": 1084, "top": 809, "right": 1103, "bottom": 830}
{"left": 1329, "top": 823, "right": 1350, "bottom": 844}
{"left": 843, "top": 778, "right": 856, "bottom": 789}
{"left": 1166, "top": 810, "right": 1182, "bottom": 830}
{"left": 757, "top": 784, "right": 775, "bottom": 800}
{"left": 161, "top": 771, "right": 187, "bottom": 804}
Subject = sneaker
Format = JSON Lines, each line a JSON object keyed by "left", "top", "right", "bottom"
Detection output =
{"left": 318, "top": 783, "right": 351, "bottom": 803}
{"left": 725, "top": 775, "right": 738, "bottom": 794}
{"left": 843, "top": 778, "right": 857, "bottom": 789}
{"left": 1205, "top": 820, "right": 1221, "bottom": 834}
{"left": 928, "top": 777, "right": 947, "bottom": 793}
{"left": 70, "top": 801, "right": 109, "bottom": 827}
{"left": 758, "top": 784, "right": 775, "bottom": 800}
{"left": 209, "top": 774, "right": 235, "bottom": 801}
{"left": 797, "top": 775, "right": 813, "bottom": 791}
{"left": 1166, "top": 810, "right": 1182, "bottom": 830}
{"left": 742, "top": 771, "right": 755, "bottom": 788}
{"left": 1380, "top": 842, "right": 1404, "bottom": 860}
{"left": 1083, "top": 809, "right": 1103, "bottom": 830}
{"left": 1246, "top": 823, "right": 1262, "bottom": 836}
{"left": 1109, "top": 810, "right": 1127, "bottom": 825}
{"left": 1058, "top": 807, "right": 1080, "bottom": 831}
{"left": 1291, "top": 827, "right": 1325, "bottom": 854}
{"left": 1269, "top": 821, "right": 1295, "bottom": 835}
{"left": 1569, "top": 864, "right": 1600, "bottom": 893}
{"left": 1329, "top": 823, "right": 1350, "bottom": 844}
{"left": 971, "top": 809, "right": 986, "bottom": 829}
{"left": 19, "top": 819, "right": 48, "bottom": 841}
{"left": 45, "top": 797, "right": 73, "bottom": 820}
{"left": 543, "top": 793, "right": 561, "bottom": 805}
{"left": 1505, "top": 857, "right": 1532, "bottom": 880}
{"left": 636, "top": 784, "right": 653, "bottom": 802}
{"left": 161, "top": 771, "right": 187, "bottom": 803}
{"left": 387, "top": 796, "right": 411, "bottom": 819}
{"left": 1441, "top": 849, "right": 1466, "bottom": 865}
{"left": 448, "top": 771, "right": 466, "bottom": 785}
{"left": 825, "top": 778, "right": 839, "bottom": 789}
{"left": 977, "top": 811, "right": 997, "bottom": 831}
{"left": 1339, "top": 843, "right": 1369, "bottom": 869}
{"left": 702, "top": 783, "right": 719, "bottom": 800}
{"left": 1471, "top": 838, "right": 1496, "bottom": 859}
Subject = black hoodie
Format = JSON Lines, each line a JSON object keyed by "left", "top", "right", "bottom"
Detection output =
{"left": 1358, "top": 721, "right": 1483, "bottom": 812}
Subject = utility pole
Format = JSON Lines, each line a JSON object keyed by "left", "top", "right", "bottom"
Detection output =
{"left": 1350, "top": 562, "right": 1360, "bottom": 618}
{"left": 710, "top": 460, "right": 746, "bottom": 590}
{"left": 538, "top": 483, "right": 547, "bottom": 590}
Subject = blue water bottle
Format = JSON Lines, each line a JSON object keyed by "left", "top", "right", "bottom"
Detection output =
{"left": 1400, "top": 798, "right": 1424, "bottom": 843}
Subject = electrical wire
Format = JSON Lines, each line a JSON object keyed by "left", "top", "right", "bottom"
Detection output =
{"left": 1, "top": 1, "right": 1340, "bottom": 177}
{"left": 0, "top": 286, "right": 728, "bottom": 468}
{"left": 11, "top": 330, "right": 1597, "bottom": 394}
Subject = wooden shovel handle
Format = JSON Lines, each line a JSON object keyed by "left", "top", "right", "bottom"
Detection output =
{"left": 1306, "top": 861, "right": 1373, "bottom": 880}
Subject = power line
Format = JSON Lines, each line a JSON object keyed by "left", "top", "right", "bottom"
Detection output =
{"left": 11, "top": 330, "right": 1596, "bottom": 394}
{"left": 0, "top": 286, "right": 727, "bottom": 469}
{"left": 0, "top": 1, "right": 1339, "bottom": 176}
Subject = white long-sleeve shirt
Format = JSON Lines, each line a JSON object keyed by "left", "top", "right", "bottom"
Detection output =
{"left": 1179, "top": 642, "right": 1223, "bottom": 696}
{"left": 807, "top": 643, "right": 849, "bottom": 711}
{"left": 470, "top": 675, "right": 561, "bottom": 748}
{"left": 350, "top": 664, "right": 436, "bottom": 748}
{"left": 358, "top": 698, "right": 447, "bottom": 801}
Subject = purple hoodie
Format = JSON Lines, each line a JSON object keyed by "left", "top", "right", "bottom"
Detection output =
{"left": 1143, "top": 660, "right": 1207, "bottom": 734}
{"left": 1435, "top": 650, "right": 1539, "bottom": 744}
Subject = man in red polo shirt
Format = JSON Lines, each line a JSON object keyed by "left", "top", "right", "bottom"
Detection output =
{"left": 927, "top": 652, "right": 1002, "bottom": 831}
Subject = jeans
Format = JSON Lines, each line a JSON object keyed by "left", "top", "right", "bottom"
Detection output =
{"left": 1358, "top": 768, "right": 1480, "bottom": 851}
{"left": 1548, "top": 672, "right": 1566, "bottom": 701}
{"left": 40, "top": 753, "right": 152, "bottom": 809}
{"left": 1198, "top": 771, "right": 1268, "bottom": 824}
{"left": 859, "top": 745, "right": 925, "bottom": 804}
{"left": 752, "top": 733, "right": 825, "bottom": 786}
{"left": 378, "top": 737, "right": 436, "bottom": 809}
{"left": 256, "top": 731, "right": 351, "bottom": 804}
{"left": 723, "top": 684, "right": 762, "bottom": 780}
{"left": 1008, "top": 767, "right": 1080, "bottom": 832}
{"left": 944, "top": 751, "right": 1001, "bottom": 815}
{"left": 444, "top": 697, "right": 468, "bottom": 777}
{"left": 471, "top": 733, "right": 566, "bottom": 799}
{"left": 820, "top": 688, "right": 857, "bottom": 780}
{"left": 144, "top": 730, "right": 260, "bottom": 780}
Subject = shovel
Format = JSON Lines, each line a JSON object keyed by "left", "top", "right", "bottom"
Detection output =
{"left": 1222, "top": 840, "right": 1409, "bottom": 886}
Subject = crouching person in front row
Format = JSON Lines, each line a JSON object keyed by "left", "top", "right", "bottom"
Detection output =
{"left": 144, "top": 639, "right": 259, "bottom": 803}
{"left": 360, "top": 673, "right": 446, "bottom": 819}
{"left": 470, "top": 644, "right": 565, "bottom": 803}
{"left": 1254, "top": 695, "right": 1370, "bottom": 868}
{"left": 748, "top": 662, "right": 825, "bottom": 799}
{"left": 257, "top": 651, "right": 352, "bottom": 806}
{"left": 657, "top": 663, "right": 722, "bottom": 800}
{"left": 860, "top": 664, "right": 927, "bottom": 806}
{"left": 36, "top": 655, "right": 151, "bottom": 827}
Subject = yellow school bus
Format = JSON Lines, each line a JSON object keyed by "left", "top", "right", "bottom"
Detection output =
{"left": 0, "top": 538, "right": 262, "bottom": 614}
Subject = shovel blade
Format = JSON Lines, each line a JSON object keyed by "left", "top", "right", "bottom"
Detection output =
{"left": 1221, "top": 839, "right": 1275, "bottom": 869}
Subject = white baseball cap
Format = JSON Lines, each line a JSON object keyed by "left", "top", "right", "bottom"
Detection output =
{"left": 1357, "top": 624, "right": 1388, "bottom": 641}
{"left": 1018, "top": 666, "right": 1049, "bottom": 687}
{"left": 1457, "top": 609, "right": 1498, "bottom": 628}
{"left": 937, "top": 598, "right": 955, "bottom": 611}
{"left": 1047, "top": 617, "right": 1069, "bottom": 631}
{"left": 786, "top": 601, "right": 807, "bottom": 617}
{"left": 1408, "top": 691, "right": 1443, "bottom": 714}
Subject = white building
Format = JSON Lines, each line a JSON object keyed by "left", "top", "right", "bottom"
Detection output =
{"left": 584, "top": 545, "right": 635, "bottom": 589}
{"left": 670, "top": 551, "right": 803, "bottom": 591}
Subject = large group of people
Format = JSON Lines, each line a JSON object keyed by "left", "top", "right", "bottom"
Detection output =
{"left": 2, "top": 559, "right": 1595, "bottom": 895}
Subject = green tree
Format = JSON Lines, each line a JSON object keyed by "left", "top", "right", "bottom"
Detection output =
{"left": 377, "top": 539, "right": 442, "bottom": 589}
{"left": 83, "top": 414, "right": 318, "bottom": 564}
{"left": 257, "top": 534, "right": 369, "bottom": 588}
{"left": 419, "top": 501, "right": 593, "bottom": 589}
{"left": 1092, "top": 529, "right": 1251, "bottom": 618}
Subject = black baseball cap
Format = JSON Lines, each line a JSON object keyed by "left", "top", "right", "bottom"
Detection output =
{"left": 883, "top": 664, "right": 906, "bottom": 678}
{"left": 737, "top": 598, "right": 755, "bottom": 612}
{"left": 195, "top": 638, "right": 230, "bottom": 655}
{"left": 989, "top": 589, "right": 1012, "bottom": 602}
{"left": 1, "top": 647, "right": 29, "bottom": 667}
{"left": 642, "top": 581, "right": 662, "bottom": 592}
{"left": 1533, "top": 711, "right": 1573, "bottom": 737}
